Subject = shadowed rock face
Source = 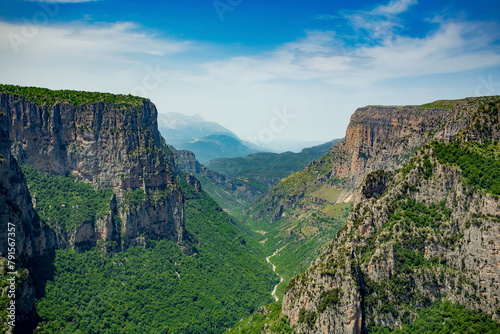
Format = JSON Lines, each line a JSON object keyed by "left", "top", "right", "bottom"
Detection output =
{"left": 0, "top": 112, "right": 56, "bottom": 329}
{"left": 0, "top": 111, "right": 56, "bottom": 259}
{"left": 0, "top": 92, "right": 186, "bottom": 251}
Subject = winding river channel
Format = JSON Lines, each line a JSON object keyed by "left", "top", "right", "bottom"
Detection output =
{"left": 266, "top": 247, "right": 285, "bottom": 301}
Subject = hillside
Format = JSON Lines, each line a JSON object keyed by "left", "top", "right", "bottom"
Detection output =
{"left": 282, "top": 96, "right": 500, "bottom": 333}
{"left": 0, "top": 85, "right": 276, "bottom": 333}
{"left": 178, "top": 134, "right": 258, "bottom": 163}
{"left": 230, "top": 96, "right": 500, "bottom": 333}
{"left": 174, "top": 149, "right": 264, "bottom": 212}
{"left": 206, "top": 140, "right": 340, "bottom": 193}
{"left": 238, "top": 100, "right": 478, "bottom": 298}
{"left": 173, "top": 141, "right": 339, "bottom": 212}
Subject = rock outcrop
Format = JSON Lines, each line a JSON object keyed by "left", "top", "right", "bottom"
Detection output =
{"left": 0, "top": 88, "right": 186, "bottom": 250}
{"left": 175, "top": 149, "right": 264, "bottom": 209}
{"left": 250, "top": 102, "right": 470, "bottom": 222}
{"left": 282, "top": 97, "right": 500, "bottom": 333}
{"left": 309, "top": 103, "right": 474, "bottom": 189}
{"left": 0, "top": 111, "right": 57, "bottom": 332}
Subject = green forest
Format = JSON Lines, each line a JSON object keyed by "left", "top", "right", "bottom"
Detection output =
{"left": 369, "top": 300, "right": 500, "bottom": 333}
{"left": 21, "top": 165, "right": 114, "bottom": 232}
{"left": 29, "top": 171, "right": 276, "bottom": 333}
{"left": 225, "top": 301, "right": 293, "bottom": 334}
{"left": 0, "top": 84, "right": 143, "bottom": 108}
{"left": 432, "top": 141, "right": 500, "bottom": 196}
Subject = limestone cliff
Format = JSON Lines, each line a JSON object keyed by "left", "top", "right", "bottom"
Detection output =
{"left": 0, "top": 86, "right": 186, "bottom": 250}
{"left": 236, "top": 102, "right": 475, "bottom": 300}
{"left": 249, "top": 102, "right": 469, "bottom": 223}
{"left": 0, "top": 111, "right": 57, "bottom": 332}
{"left": 308, "top": 102, "right": 473, "bottom": 189}
{"left": 281, "top": 96, "right": 500, "bottom": 333}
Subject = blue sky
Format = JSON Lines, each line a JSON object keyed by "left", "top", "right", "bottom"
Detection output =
{"left": 1, "top": 0, "right": 500, "bottom": 150}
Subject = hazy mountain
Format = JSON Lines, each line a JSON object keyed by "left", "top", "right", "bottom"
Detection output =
{"left": 158, "top": 112, "right": 262, "bottom": 162}
{"left": 157, "top": 112, "right": 236, "bottom": 146}
{"left": 179, "top": 134, "right": 260, "bottom": 163}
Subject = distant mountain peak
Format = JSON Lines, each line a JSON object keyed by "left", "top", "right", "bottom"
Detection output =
{"left": 157, "top": 112, "right": 259, "bottom": 162}
{"left": 158, "top": 112, "right": 207, "bottom": 127}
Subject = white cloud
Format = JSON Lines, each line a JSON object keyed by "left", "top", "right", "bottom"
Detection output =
{"left": 339, "top": 0, "right": 418, "bottom": 41}
{"left": 0, "top": 21, "right": 194, "bottom": 58}
{"left": 314, "top": 14, "right": 339, "bottom": 21}
{"left": 314, "top": 0, "right": 417, "bottom": 24}
{"left": 1, "top": 0, "right": 500, "bottom": 145}
{"left": 186, "top": 20, "right": 500, "bottom": 88}
{"left": 372, "top": 0, "right": 418, "bottom": 16}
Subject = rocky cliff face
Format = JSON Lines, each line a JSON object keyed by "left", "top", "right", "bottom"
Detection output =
{"left": 0, "top": 112, "right": 57, "bottom": 259}
{"left": 250, "top": 102, "right": 469, "bottom": 222}
{"left": 175, "top": 149, "right": 263, "bottom": 209}
{"left": 0, "top": 89, "right": 186, "bottom": 250}
{"left": 0, "top": 111, "right": 57, "bottom": 332}
{"left": 282, "top": 97, "right": 500, "bottom": 333}
{"left": 309, "top": 103, "right": 472, "bottom": 189}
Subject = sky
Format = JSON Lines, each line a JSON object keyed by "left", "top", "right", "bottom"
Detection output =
{"left": 1, "top": 0, "right": 500, "bottom": 151}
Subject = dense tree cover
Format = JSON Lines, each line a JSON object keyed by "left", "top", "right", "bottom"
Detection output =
{"left": 369, "top": 300, "right": 500, "bottom": 333}
{"left": 21, "top": 165, "right": 114, "bottom": 232}
{"left": 317, "top": 288, "right": 342, "bottom": 313}
{"left": 33, "top": 173, "right": 276, "bottom": 333}
{"left": 420, "top": 99, "right": 461, "bottom": 109}
{"left": 225, "top": 301, "right": 293, "bottom": 334}
{"left": 123, "top": 188, "right": 145, "bottom": 209}
{"left": 358, "top": 194, "right": 461, "bottom": 326}
{"left": 0, "top": 84, "right": 143, "bottom": 108}
{"left": 206, "top": 140, "right": 339, "bottom": 189}
{"left": 432, "top": 141, "right": 500, "bottom": 196}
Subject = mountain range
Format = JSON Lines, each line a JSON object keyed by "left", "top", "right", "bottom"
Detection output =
{"left": 158, "top": 112, "right": 331, "bottom": 163}
{"left": 158, "top": 112, "right": 261, "bottom": 163}
{"left": 0, "top": 84, "right": 498, "bottom": 334}
{"left": 174, "top": 140, "right": 340, "bottom": 212}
